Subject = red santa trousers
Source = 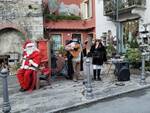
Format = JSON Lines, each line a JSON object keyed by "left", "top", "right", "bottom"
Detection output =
{"left": 17, "top": 68, "right": 37, "bottom": 90}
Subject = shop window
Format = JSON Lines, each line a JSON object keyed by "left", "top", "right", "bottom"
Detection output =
{"left": 51, "top": 34, "right": 61, "bottom": 52}
{"left": 72, "top": 34, "right": 81, "bottom": 42}
{"left": 123, "top": 19, "right": 139, "bottom": 50}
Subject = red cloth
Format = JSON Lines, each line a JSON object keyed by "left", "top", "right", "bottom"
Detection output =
{"left": 41, "top": 67, "right": 51, "bottom": 76}
{"left": 17, "top": 50, "right": 41, "bottom": 91}
{"left": 37, "top": 40, "right": 48, "bottom": 63}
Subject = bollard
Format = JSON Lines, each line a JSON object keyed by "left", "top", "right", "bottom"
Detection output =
{"left": 140, "top": 53, "right": 146, "bottom": 85}
{"left": 85, "top": 58, "right": 93, "bottom": 99}
{"left": 0, "top": 68, "right": 11, "bottom": 113}
{"left": 83, "top": 57, "right": 87, "bottom": 87}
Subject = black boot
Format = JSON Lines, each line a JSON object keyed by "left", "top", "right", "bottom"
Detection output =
{"left": 97, "top": 69, "right": 101, "bottom": 81}
{"left": 93, "top": 70, "right": 96, "bottom": 80}
{"left": 19, "top": 88, "right": 26, "bottom": 92}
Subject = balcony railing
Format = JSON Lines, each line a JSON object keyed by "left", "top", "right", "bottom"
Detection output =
{"left": 104, "top": 0, "right": 146, "bottom": 15}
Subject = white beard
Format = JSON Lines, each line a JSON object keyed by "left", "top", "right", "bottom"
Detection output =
{"left": 26, "top": 47, "right": 35, "bottom": 55}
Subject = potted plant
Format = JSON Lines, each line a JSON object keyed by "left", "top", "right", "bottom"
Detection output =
{"left": 57, "top": 45, "right": 67, "bottom": 57}
{"left": 125, "top": 35, "right": 142, "bottom": 74}
{"left": 125, "top": 48, "right": 141, "bottom": 67}
{"left": 106, "top": 43, "right": 116, "bottom": 58}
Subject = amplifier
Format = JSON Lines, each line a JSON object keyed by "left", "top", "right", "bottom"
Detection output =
{"left": 114, "top": 61, "right": 130, "bottom": 81}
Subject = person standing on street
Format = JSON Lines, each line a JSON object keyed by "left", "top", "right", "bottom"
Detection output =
{"left": 83, "top": 40, "right": 88, "bottom": 57}
{"left": 90, "top": 39, "right": 107, "bottom": 81}
{"left": 65, "top": 36, "right": 82, "bottom": 82}
{"left": 65, "top": 40, "right": 74, "bottom": 80}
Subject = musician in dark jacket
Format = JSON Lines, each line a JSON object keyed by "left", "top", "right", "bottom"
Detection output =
{"left": 83, "top": 40, "right": 88, "bottom": 57}
{"left": 65, "top": 37, "right": 81, "bottom": 82}
{"left": 65, "top": 40, "right": 74, "bottom": 80}
{"left": 90, "top": 39, "right": 107, "bottom": 80}
{"left": 81, "top": 40, "right": 88, "bottom": 71}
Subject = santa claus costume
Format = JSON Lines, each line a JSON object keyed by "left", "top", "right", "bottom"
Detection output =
{"left": 17, "top": 40, "right": 41, "bottom": 92}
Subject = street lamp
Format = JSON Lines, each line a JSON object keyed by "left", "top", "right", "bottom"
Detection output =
{"left": 0, "top": 68, "right": 11, "bottom": 113}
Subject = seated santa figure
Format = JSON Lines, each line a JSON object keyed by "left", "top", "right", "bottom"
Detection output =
{"left": 17, "top": 40, "right": 41, "bottom": 92}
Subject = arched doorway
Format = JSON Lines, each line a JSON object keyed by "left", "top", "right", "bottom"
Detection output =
{"left": 0, "top": 28, "right": 26, "bottom": 65}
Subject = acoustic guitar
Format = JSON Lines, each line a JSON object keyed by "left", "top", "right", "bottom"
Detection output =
{"left": 69, "top": 43, "right": 81, "bottom": 58}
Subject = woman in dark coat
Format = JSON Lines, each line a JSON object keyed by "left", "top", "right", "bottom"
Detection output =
{"left": 90, "top": 39, "right": 107, "bottom": 80}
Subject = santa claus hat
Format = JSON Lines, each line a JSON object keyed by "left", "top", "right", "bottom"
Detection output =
{"left": 23, "top": 39, "right": 34, "bottom": 49}
{"left": 26, "top": 42, "right": 35, "bottom": 47}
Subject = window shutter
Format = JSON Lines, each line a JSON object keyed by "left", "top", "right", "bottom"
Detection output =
{"left": 80, "top": 2, "right": 86, "bottom": 19}
{"left": 88, "top": 0, "right": 92, "bottom": 18}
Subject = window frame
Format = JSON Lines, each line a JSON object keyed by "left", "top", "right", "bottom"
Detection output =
{"left": 81, "top": 0, "right": 92, "bottom": 19}
{"left": 51, "top": 34, "right": 62, "bottom": 52}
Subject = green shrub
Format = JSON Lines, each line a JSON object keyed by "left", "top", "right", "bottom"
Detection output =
{"left": 125, "top": 48, "right": 141, "bottom": 62}
{"left": 44, "top": 14, "right": 81, "bottom": 21}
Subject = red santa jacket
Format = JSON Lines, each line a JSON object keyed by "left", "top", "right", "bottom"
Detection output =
{"left": 21, "top": 50, "right": 41, "bottom": 70}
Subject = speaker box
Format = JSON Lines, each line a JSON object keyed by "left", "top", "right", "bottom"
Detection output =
{"left": 114, "top": 61, "right": 130, "bottom": 81}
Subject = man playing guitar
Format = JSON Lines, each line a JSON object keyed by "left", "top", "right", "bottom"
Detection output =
{"left": 65, "top": 37, "right": 81, "bottom": 82}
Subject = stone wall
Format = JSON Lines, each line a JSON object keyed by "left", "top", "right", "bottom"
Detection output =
{"left": 0, "top": 0, "right": 43, "bottom": 55}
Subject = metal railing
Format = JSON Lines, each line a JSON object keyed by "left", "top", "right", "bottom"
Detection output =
{"left": 104, "top": 0, "right": 146, "bottom": 14}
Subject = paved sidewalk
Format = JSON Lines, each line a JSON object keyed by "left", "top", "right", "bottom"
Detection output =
{"left": 0, "top": 64, "right": 150, "bottom": 113}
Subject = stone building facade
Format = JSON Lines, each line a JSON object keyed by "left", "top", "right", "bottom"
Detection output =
{"left": 0, "top": 0, "right": 43, "bottom": 64}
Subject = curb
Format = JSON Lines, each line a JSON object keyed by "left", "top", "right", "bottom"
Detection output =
{"left": 48, "top": 84, "right": 150, "bottom": 113}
